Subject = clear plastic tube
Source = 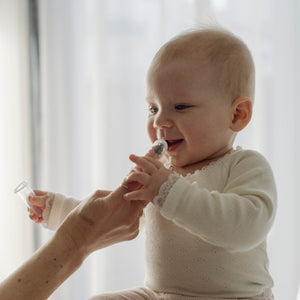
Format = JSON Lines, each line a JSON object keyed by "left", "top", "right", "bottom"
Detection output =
{"left": 14, "top": 181, "right": 41, "bottom": 217}
{"left": 146, "top": 139, "right": 168, "bottom": 158}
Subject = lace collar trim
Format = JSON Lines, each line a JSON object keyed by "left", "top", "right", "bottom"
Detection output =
{"left": 165, "top": 146, "right": 243, "bottom": 178}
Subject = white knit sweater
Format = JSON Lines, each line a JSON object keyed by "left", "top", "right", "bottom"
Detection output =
{"left": 144, "top": 149, "right": 276, "bottom": 298}
{"left": 43, "top": 148, "right": 277, "bottom": 298}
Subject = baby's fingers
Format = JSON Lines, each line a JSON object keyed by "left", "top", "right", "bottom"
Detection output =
{"left": 28, "top": 194, "right": 48, "bottom": 208}
{"left": 123, "top": 190, "right": 149, "bottom": 202}
{"left": 29, "top": 209, "right": 43, "bottom": 223}
{"left": 129, "top": 154, "right": 160, "bottom": 174}
{"left": 33, "top": 189, "right": 48, "bottom": 196}
{"left": 125, "top": 172, "right": 150, "bottom": 187}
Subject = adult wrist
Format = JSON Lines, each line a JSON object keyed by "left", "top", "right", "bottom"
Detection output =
{"left": 53, "top": 228, "right": 86, "bottom": 268}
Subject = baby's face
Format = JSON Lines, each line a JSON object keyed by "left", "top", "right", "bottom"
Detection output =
{"left": 146, "top": 56, "right": 235, "bottom": 169}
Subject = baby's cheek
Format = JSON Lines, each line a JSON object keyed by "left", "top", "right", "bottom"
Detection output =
{"left": 147, "top": 121, "right": 156, "bottom": 143}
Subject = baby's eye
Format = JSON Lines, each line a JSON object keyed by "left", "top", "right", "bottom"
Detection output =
{"left": 175, "top": 104, "right": 191, "bottom": 111}
{"left": 148, "top": 106, "right": 158, "bottom": 114}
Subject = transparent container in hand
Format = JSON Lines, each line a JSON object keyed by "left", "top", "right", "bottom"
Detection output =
{"left": 14, "top": 181, "right": 41, "bottom": 217}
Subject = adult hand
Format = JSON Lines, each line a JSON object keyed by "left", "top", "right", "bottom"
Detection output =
{"left": 0, "top": 186, "right": 145, "bottom": 300}
{"left": 57, "top": 185, "right": 145, "bottom": 259}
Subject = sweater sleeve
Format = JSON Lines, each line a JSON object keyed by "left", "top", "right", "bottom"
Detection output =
{"left": 42, "top": 193, "right": 80, "bottom": 231}
{"left": 156, "top": 150, "right": 277, "bottom": 252}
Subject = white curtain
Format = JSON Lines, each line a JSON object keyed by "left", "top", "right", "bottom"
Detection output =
{"left": 0, "top": 0, "right": 35, "bottom": 278}
{"left": 1, "top": 1, "right": 300, "bottom": 300}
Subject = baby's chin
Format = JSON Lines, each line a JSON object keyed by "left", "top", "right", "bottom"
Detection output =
{"left": 165, "top": 156, "right": 189, "bottom": 171}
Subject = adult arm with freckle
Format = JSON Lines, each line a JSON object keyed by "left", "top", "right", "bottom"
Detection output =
{"left": 0, "top": 186, "right": 145, "bottom": 300}
{"left": 124, "top": 150, "right": 277, "bottom": 252}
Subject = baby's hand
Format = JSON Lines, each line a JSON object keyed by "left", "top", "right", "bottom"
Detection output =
{"left": 28, "top": 190, "right": 50, "bottom": 223}
{"left": 123, "top": 154, "right": 172, "bottom": 203}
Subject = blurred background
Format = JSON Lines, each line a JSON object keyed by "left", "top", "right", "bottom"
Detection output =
{"left": 0, "top": 0, "right": 299, "bottom": 299}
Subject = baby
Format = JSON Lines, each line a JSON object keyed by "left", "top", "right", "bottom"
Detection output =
{"left": 30, "top": 27, "right": 277, "bottom": 300}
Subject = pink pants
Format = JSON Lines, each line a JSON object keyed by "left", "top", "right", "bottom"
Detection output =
{"left": 88, "top": 287, "right": 274, "bottom": 300}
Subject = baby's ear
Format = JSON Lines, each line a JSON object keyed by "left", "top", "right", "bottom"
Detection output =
{"left": 230, "top": 97, "right": 252, "bottom": 132}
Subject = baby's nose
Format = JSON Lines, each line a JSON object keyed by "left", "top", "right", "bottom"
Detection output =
{"left": 153, "top": 112, "right": 172, "bottom": 128}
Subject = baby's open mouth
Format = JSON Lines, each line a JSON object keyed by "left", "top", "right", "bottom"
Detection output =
{"left": 166, "top": 139, "right": 183, "bottom": 151}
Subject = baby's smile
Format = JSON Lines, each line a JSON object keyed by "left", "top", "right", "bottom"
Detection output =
{"left": 165, "top": 139, "right": 184, "bottom": 151}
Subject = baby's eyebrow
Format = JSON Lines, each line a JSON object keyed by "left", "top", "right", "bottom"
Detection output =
{"left": 145, "top": 98, "right": 157, "bottom": 105}
{"left": 145, "top": 95, "right": 155, "bottom": 101}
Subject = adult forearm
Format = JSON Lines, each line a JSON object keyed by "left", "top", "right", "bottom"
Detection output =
{"left": 0, "top": 185, "right": 144, "bottom": 299}
{"left": 0, "top": 232, "right": 84, "bottom": 300}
